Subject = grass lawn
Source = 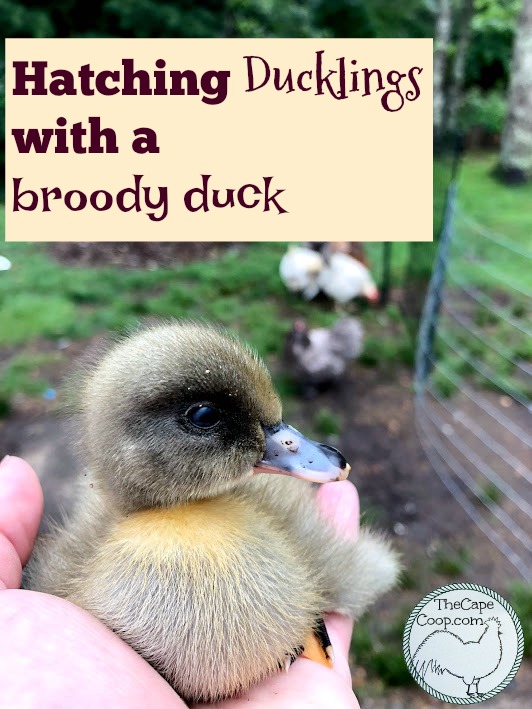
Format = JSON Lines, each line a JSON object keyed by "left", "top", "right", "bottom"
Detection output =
{"left": 453, "top": 154, "right": 532, "bottom": 292}
{"left": 431, "top": 154, "right": 532, "bottom": 401}
{"left": 0, "top": 210, "right": 416, "bottom": 409}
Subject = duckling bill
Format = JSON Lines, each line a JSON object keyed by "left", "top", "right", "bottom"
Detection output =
{"left": 255, "top": 422, "right": 350, "bottom": 482}
{"left": 24, "top": 321, "right": 399, "bottom": 702}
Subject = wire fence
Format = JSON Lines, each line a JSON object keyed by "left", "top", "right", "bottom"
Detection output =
{"left": 415, "top": 181, "right": 532, "bottom": 582}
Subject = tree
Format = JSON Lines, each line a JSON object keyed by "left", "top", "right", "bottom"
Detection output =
{"left": 444, "top": 0, "right": 475, "bottom": 134}
{"left": 433, "top": 0, "right": 452, "bottom": 138}
{"left": 498, "top": 0, "right": 532, "bottom": 183}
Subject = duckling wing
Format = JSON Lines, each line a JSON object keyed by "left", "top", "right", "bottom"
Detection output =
{"left": 242, "top": 475, "right": 400, "bottom": 618}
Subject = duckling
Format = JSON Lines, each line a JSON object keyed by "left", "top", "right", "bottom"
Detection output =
{"left": 285, "top": 317, "right": 365, "bottom": 397}
{"left": 25, "top": 321, "right": 399, "bottom": 702}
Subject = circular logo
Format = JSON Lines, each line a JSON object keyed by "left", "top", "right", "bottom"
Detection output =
{"left": 403, "top": 583, "right": 524, "bottom": 704}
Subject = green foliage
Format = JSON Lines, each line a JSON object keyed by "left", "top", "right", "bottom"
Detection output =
{"left": 432, "top": 369, "right": 457, "bottom": 398}
{"left": 314, "top": 0, "right": 374, "bottom": 38}
{"left": 478, "top": 481, "right": 502, "bottom": 505}
{"left": 431, "top": 547, "right": 469, "bottom": 577}
{"left": 367, "top": 0, "right": 432, "bottom": 39}
{"left": 398, "top": 564, "right": 424, "bottom": 591}
{"left": 351, "top": 609, "right": 415, "bottom": 687}
{"left": 0, "top": 294, "right": 77, "bottom": 346}
{"left": 460, "top": 88, "right": 507, "bottom": 135}
{"left": 230, "top": 0, "right": 326, "bottom": 38}
{"left": 430, "top": 155, "right": 532, "bottom": 401}
{"left": 0, "top": 352, "right": 64, "bottom": 401}
{"left": 0, "top": 0, "right": 54, "bottom": 37}
{"left": 466, "top": 0, "right": 521, "bottom": 90}
{"left": 508, "top": 581, "right": 532, "bottom": 657}
{"left": 359, "top": 332, "right": 415, "bottom": 368}
{"left": 103, "top": 0, "right": 234, "bottom": 38}
{"left": 313, "top": 407, "right": 341, "bottom": 437}
{"left": 458, "top": 155, "right": 532, "bottom": 248}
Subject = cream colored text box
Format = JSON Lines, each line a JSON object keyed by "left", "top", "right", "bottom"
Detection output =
{"left": 6, "top": 39, "right": 433, "bottom": 242}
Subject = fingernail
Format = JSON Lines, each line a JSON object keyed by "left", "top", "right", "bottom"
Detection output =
{"left": 0, "top": 455, "right": 11, "bottom": 471}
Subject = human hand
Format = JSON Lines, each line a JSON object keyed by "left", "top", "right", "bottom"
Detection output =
{"left": 0, "top": 455, "right": 360, "bottom": 708}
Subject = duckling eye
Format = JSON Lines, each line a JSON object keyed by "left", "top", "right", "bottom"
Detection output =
{"left": 186, "top": 404, "right": 222, "bottom": 429}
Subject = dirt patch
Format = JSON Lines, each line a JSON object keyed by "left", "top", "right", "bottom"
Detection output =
{"left": 47, "top": 242, "right": 238, "bottom": 268}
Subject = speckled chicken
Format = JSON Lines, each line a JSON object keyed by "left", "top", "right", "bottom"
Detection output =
{"left": 285, "top": 317, "right": 365, "bottom": 397}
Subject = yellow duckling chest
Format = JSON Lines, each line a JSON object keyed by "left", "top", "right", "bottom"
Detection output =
{"left": 109, "top": 495, "right": 273, "bottom": 566}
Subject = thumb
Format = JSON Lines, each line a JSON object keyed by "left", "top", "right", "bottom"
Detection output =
{"left": 315, "top": 480, "right": 359, "bottom": 660}
{"left": 0, "top": 456, "right": 44, "bottom": 590}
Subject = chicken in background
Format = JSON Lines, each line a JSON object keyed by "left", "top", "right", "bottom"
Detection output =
{"left": 279, "top": 243, "right": 379, "bottom": 307}
{"left": 279, "top": 245, "right": 324, "bottom": 300}
{"left": 317, "top": 248, "right": 379, "bottom": 307}
{"left": 285, "top": 316, "right": 365, "bottom": 398}
{"left": 309, "top": 241, "right": 370, "bottom": 267}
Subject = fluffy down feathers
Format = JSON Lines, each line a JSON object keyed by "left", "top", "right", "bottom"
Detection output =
{"left": 25, "top": 321, "right": 399, "bottom": 702}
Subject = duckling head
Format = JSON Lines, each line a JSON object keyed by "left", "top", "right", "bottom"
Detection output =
{"left": 80, "top": 321, "right": 349, "bottom": 511}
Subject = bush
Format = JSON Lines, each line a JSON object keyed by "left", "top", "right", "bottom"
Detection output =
{"left": 460, "top": 88, "right": 507, "bottom": 136}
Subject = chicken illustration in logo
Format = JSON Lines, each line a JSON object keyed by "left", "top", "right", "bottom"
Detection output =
{"left": 413, "top": 617, "right": 503, "bottom": 697}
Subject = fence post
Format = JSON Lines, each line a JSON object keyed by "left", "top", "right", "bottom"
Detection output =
{"left": 379, "top": 242, "right": 392, "bottom": 306}
{"left": 415, "top": 180, "right": 458, "bottom": 388}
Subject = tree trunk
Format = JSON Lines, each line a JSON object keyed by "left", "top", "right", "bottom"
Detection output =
{"left": 498, "top": 0, "right": 532, "bottom": 184}
{"left": 444, "top": 0, "right": 475, "bottom": 135}
{"left": 433, "top": 0, "right": 453, "bottom": 139}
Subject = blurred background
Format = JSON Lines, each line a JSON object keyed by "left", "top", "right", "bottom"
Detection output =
{"left": 1, "top": 2, "right": 531, "bottom": 706}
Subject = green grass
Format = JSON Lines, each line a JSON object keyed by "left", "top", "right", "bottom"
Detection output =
{"left": 458, "top": 156, "right": 532, "bottom": 245}
{"left": 0, "top": 220, "right": 417, "bottom": 409}
{"left": 431, "top": 547, "right": 470, "bottom": 578}
{"left": 452, "top": 155, "right": 532, "bottom": 292}
{"left": 430, "top": 154, "right": 532, "bottom": 401}
{"left": 351, "top": 609, "right": 415, "bottom": 687}
{"left": 478, "top": 481, "right": 502, "bottom": 506}
{"left": 313, "top": 407, "right": 341, "bottom": 437}
{"left": 0, "top": 351, "right": 66, "bottom": 415}
{"left": 508, "top": 582, "right": 532, "bottom": 658}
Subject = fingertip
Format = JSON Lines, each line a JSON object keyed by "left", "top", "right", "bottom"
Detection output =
{"left": 316, "top": 480, "right": 359, "bottom": 539}
{"left": 0, "top": 456, "right": 44, "bottom": 567}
